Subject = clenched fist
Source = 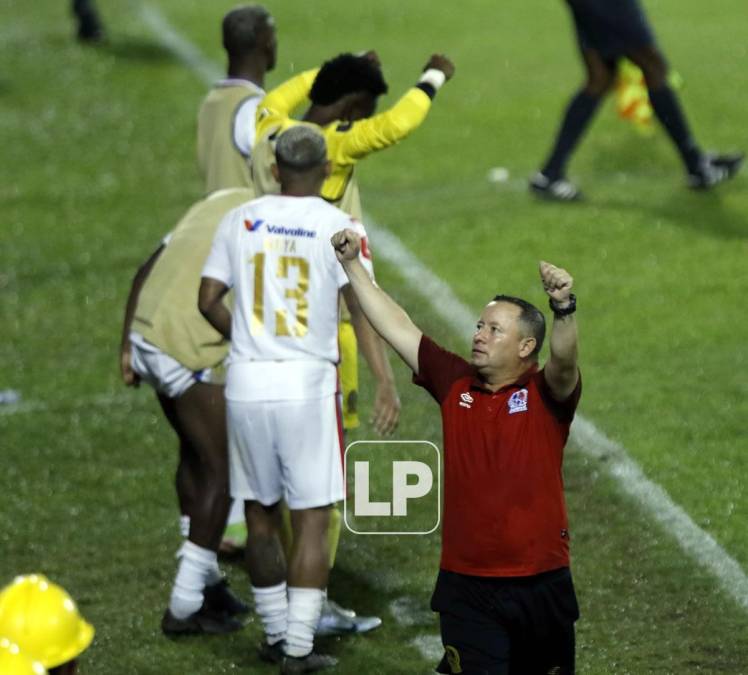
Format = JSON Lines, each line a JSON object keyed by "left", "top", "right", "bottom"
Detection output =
{"left": 331, "top": 229, "right": 361, "bottom": 263}
{"left": 539, "top": 261, "right": 573, "bottom": 306}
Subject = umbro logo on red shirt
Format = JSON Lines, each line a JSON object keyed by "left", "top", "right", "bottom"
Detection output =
{"left": 458, "top": 392, "right": 473, "bottom": 409}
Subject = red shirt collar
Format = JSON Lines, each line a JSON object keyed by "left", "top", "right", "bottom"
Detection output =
{"left": 469, "top": 362, "right": 538, "bottom": 393}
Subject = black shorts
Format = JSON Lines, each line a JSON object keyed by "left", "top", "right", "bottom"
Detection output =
{"left": 431, "top": 567, "right": 579, "bottom": 675}
{"left": 567, "top": 0, "right": 656, "bottom": 59}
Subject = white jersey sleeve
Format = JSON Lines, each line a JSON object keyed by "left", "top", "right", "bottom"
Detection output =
{"left": 233, "top": 96, "right": 261, "bottom": 158}
{"left": 201, "top": 209, "right": 237, "bottom": 287}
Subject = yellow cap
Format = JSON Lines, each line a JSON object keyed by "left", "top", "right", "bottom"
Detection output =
{"left": 0, "top": 575, "right": 94, "bottom": 668}
{"left": 0, "top": 638, "right": 47, "bottom": 675}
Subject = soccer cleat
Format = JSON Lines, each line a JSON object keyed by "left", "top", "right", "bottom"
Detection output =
{"left": 529, "top": 172, "right": 582, "bottom": 202}
{"left": 326, "top": 599, "right": 355, "bottom": 620}
{"left": 688, "top": 152, "right": 744, "bottom": 189}
{"left": 279, "top": 651, "right": 338, "bottom": 673}
{"left": 350, "top": 614, "right": 382, "bottom": 634}
{"left": 203, "top": 578, "right": 251, "bottom": 616}
{"left": 258, "top": 640, "right": 285, "bottom": 664}
{"left": 315, "top": 599, "right": 382, "bottom": 636}
{"left": 161, "top": 603, "right": 244, "bottom": 636}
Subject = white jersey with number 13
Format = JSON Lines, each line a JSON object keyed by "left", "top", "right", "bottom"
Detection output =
{"left": 202, "top": 194, "right": 372, "bottom": 402}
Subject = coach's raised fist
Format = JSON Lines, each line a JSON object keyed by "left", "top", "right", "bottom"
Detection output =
{"left": 331, "top": 229, "right": 361, "bottom": 262}
{"left": 424, "top": 54, "right": 455, "bottom": 81}
{"left": 539, "top": 260, "right": 573, "bottom": 304}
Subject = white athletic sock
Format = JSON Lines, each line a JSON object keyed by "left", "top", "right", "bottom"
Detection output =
{"left": 252, "top": 582, "right": 288, "bottom": 645}
{"left": 285, "top": 587, "right": 325, "bottom": 657}
{"left": 175, "top": 540, "right": 221, "bottom": 586}
{"left": 227, "top": 498, "right": 244, "bottom": 526}
{"left": 169, "top": 541, "right": 217, "bottom": 619}
{"left": 179, "top": 514, "right": 190, "bottom": 538}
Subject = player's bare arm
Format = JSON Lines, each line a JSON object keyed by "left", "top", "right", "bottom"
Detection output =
{"left": 332, "top": 229, "right": 422, "bottom": 374}
{"left": 198, "top": 276, "right": 232, "bottom": 340}
{"left": 343, "top": 285, "right": 401, "bottom": 435}
{"left": 120, "top": 244, "right": 165, "bottom": 387}
{"left": 540, "top": 260, "right": 579, "bottom": 401}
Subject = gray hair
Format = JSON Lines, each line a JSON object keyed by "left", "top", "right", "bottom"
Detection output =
{"left": 222, "top": 5, "right": 273, "bottom": 56}
{"left": 275, "top": 126, "right": 327, "bottom": 171}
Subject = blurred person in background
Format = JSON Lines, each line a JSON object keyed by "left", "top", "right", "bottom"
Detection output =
{"left": 530, "top": 0, "right": 743, "bottom": 201}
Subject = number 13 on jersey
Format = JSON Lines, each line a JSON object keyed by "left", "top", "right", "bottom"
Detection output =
{"left": 250, "top": 252, "right": 310, "bottom": 337}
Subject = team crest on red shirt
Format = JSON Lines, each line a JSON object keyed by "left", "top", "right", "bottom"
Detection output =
{"left": 507, "top": 388, "right": 528, "bottom": 414}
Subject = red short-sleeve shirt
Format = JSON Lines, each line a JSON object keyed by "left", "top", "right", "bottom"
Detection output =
{"left": 413, "top": 335, "right": 581, "bottom": 577}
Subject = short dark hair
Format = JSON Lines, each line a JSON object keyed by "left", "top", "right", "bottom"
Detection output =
{"left": 275, "top": 125, "right": 327, "bottom": 171}
{"left": 309, "top": 53, "right": 389, "bottom": 106}
{"left": 222, "top": 5, "right": 272, "bottom": 57}
{"left": 491, "top": 295, "right": 546, "bottom": 358}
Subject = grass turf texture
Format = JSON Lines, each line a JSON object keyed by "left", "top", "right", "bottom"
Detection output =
{"left": 1, "top": 0, "right": 747, "bottom": 672}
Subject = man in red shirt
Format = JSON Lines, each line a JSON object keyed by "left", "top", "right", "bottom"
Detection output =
{"left": 331, "top": 229, "right": 581, "bottom": 674}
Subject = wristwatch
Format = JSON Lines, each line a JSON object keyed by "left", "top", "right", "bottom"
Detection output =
{"left": 549, "top": 293, "right": 576, "bottom": 318}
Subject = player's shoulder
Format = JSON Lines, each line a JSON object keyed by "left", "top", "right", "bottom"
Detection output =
{"left": 314, "top": 200, "right": 360, "bottom": 228}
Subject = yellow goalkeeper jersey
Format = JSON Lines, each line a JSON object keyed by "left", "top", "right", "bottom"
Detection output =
{"left": 252, "top": 68, "right": 433, "bottom": 214}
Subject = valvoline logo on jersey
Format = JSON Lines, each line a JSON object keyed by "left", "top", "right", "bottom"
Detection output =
{"left": 244, "top": 219, "right": 317, "bottom": 238}
{"left": 507, "top": 388, "right": 528, "bottom": 414}
{"left": 244, "top": 218, "right": 264, "bottom": 232}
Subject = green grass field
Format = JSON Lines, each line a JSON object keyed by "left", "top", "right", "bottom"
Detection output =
{"left": 1, "top": 0, "right": 747, "bottom": 672}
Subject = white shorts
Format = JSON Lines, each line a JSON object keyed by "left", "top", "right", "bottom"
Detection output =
{"left": 129, "top": 332, "right": 213, "bottom": 399}
{"left": 227, "top": 395, "right": 344, "bottom": 509}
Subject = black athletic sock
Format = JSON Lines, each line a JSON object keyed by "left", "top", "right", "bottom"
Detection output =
{"left": 541, "top": 90, "right": 601, "bottom": 181}
{"left": 648, "top": 85, "right": 702, "bottom": 173}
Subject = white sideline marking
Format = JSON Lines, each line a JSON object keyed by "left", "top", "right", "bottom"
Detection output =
{"left": 0, "top": 392, "right": 135, "bottom": 417}
{"left": 138, "top": 4, "right": 222, "bottom": 83}
{"left": 572, "top": 417, "right": 748, "bottom": 610}
{"left": 390, "top": 596, "right": 435, "bottom": 628}
{"left": 410, "top": 635, "right": 444, "bottom": 662}
{"left": 133, "top": 0, "right": 748, "bottom": 616}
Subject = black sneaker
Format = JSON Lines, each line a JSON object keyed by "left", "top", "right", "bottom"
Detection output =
{"left": 204, "top": 578, "right": 250, "bottom": 616}
{"left": 161, "top": 603, "right": 244, "bottom": 636}
{"left": 280, "top": 651, "right": 338, "bottom": 674}
{"left": 688, "top": 153, "right": 744, "bottom": 189}
{"left": 529, "top": 172, "right": 582, "bottom": 202}
{"left": 258, "top": 640, "right": 285, "bottom": 664}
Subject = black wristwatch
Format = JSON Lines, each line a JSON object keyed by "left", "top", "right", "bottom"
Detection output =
{"left": 549, "top": 293, "right": 576, "bottom": 318}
